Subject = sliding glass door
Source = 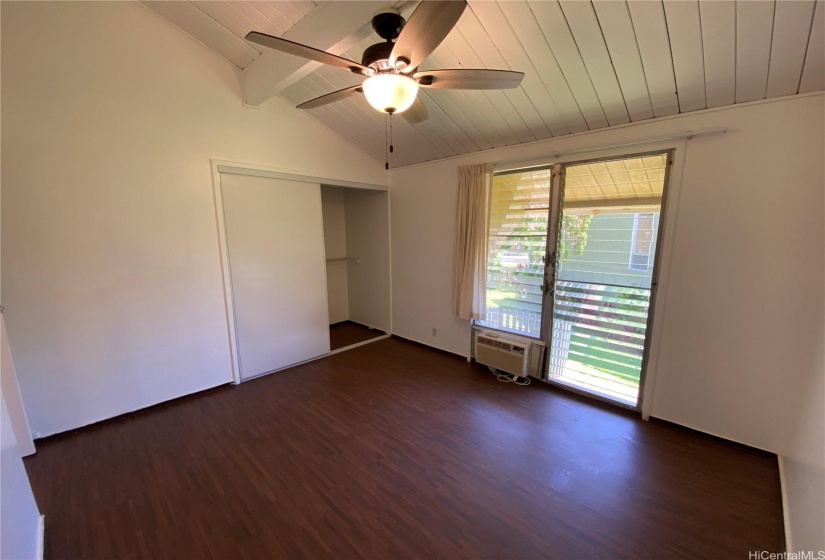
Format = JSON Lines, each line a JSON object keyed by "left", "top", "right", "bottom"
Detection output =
{"left": 481, "top": 151, "right": 671, "bottom": 409}
{"left": 543, "top": 152, "right": 670, "bottom": 407}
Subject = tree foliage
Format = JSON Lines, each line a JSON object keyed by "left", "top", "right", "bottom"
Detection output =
{"left": 559, "top": 215, "right": 593, "bottom": 261}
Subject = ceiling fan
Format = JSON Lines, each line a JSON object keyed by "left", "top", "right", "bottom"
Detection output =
{"left": 245, "top": 0, "right": 524, "bottom": 126}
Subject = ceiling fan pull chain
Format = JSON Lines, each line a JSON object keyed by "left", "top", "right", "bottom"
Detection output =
{"left": 385, "top": 113, "right": 389, "bottom": 170}
{"left": 390, "top": 113, "right": 394, "bottom": 154}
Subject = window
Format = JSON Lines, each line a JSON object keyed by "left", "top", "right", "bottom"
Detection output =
{"left": 481, "top": 168, "right": 551, "bottom": 337}
{"left": 629, "top": 213, "right": 655, "bottom": 271}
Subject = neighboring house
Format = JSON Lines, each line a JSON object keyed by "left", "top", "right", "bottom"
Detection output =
{"left": 559, "top": 210, "right": 660, "bottom": 289}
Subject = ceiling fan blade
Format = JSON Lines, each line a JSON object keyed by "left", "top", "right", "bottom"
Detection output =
{"left": 414, "top": 69, "right": 525, "bottom": 90}
{"left": 402, "top": 97, "right": 429, "bottom": 124}
{"left": 297, "top": 85, "right": 363, "bottom": 110}
{"left": 390, "top": 1, "right": 467, "bottom": 71}
{"left": 246, "top": 32, "right": 369, "bottom": 74}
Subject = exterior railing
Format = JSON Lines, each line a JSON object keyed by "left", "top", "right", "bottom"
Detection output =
{"left": 484, "top": 280, "right": 650, "bottom": 402}
{"left": 549, "top": 281, "right": 649, "bottom": 394}
{"left": 483, "top": 306, "right": 541, "bottom": 337}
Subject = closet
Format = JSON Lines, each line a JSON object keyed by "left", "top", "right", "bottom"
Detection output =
{"left": 215, "top": 166, "right": 390, "bottom": 382}
{"left": 321, "top": 185, "right": 390, "bottom": 350}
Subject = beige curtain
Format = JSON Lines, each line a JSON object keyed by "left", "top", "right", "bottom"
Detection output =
{"left": 452, "top": 162, "right": 494, "bottom": 320}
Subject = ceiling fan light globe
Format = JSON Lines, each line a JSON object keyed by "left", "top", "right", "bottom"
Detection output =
{"left": 362, "top": 74, "right": 419, "bottom": 114}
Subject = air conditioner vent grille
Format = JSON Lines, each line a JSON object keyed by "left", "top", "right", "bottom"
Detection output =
{"left": 477, "top": 336, "right": 511, "bottom": 351}
{"left": 477, "top": 336, "right": 524, "bottom": 354}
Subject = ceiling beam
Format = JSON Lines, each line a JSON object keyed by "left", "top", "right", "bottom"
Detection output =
{"left": 241, "top": 1, "right": 381, "bottom": 107}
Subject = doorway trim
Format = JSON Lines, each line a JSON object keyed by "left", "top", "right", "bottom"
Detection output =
{"left": 215, "top": 161, "right": 388, "bottom": 192}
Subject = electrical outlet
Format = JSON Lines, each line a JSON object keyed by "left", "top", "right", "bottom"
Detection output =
{"left": 432, "top": 328, "right": 438, "bottom": 337}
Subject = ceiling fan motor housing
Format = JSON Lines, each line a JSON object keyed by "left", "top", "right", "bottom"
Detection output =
{"left": 361, "top": 42, "right": 395, "bottom": 70}
{"left": 363, "top": 11, "right": 410, "bottom": 72}
{"left": 372, "top": 11, "right": 405, "bottom": 41}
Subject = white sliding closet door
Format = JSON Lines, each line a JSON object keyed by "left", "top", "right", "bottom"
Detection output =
{"left": 221, "top": 174, "right": 330, "bottom": 380}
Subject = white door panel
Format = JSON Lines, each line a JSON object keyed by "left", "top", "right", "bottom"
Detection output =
{"left": 221, "top": 174, "right": 329, "bottom": 380}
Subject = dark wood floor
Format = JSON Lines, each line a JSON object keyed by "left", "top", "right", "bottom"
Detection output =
{"left": 329, "top": 320, "right": 385, "bottom": 350}
{"left": 25, "top": 338, "right": 783, "bottom": 559}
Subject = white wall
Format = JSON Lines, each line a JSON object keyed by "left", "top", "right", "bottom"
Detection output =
{"left": 1, "top": 387, "right": 41, "bottom": 560}
{"left": 0, "top": 315, "right": 34, "bottom": 456}
{"left": 782, "top": 354, "right": 825, "bottom": 553}
{"left": 0, "top": 25, "right": 41, "bottom": 555}
{"left": 390, "top": 161, "right": 468, "bottom": 354}
{"left": 0, "top": 1, "right": 386, "bottom": 437}
{"left": 779, "top": 220, "right": 825, "bottom": 553}
{"left": 389, "top": 94, "right": 824, "bottom": 453}
{"left": 321, "top": 186, "right": 350, "bottom": 325}
{"left": 345, "top": 189, "right": 391, "bottom": 333}
{"left": 647, "top": 98, "right": 824, "bottom": 454}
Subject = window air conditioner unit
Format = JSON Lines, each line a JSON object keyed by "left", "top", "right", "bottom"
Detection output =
{"left": 473, "top": 330, "right": 530, "bottom": 378}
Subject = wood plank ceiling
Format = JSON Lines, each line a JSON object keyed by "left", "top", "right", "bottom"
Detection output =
{"left": 144, "top": 1, "right": 825, "bottom": 168}
{"left": 142, "top": 1, "right": 319, "bottom": 68}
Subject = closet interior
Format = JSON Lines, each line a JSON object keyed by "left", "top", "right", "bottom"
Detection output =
{"left": 321, "top": 185, "right": 390, "bottom": 351}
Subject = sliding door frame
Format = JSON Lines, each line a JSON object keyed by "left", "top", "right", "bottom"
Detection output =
{"left": 539, "top": 163, "right": 563, "bottom": 344}
{"left": 536, "top": 149, "right": 676, "bottom": 413}
{"left": 210, "top": 159, "right": 390, "bottom": 384}
{"left": 634, "top": 149, "right": 675, "bottom": 413}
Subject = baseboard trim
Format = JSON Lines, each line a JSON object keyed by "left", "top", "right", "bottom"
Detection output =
{"left": 34, "top": 382, "right": 233, "bottom": 442}
{"left": 37, "top": 514, "right": 45, "bottom": 560}
{"left": 390, "top": 334, "right": 468, "bottom": 361}
{"left": 777, "top": 455, "right": 792, "bottom": 552}
{"left": 648, "top": 417, "right": 776, "bottom": 457}
{"left": 39, "top": 334, "right": 398, "bottom": 441}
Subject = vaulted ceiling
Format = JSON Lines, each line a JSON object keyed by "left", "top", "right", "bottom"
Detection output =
{"left": 143, "top": 1, "right": 320, "bottom": 68}
{"left": 143, "top": 0, "right": 825, "bottom": 168}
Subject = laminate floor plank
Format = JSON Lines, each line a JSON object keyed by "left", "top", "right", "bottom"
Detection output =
{"left": 329, "top": 321, "right": 385, "bottom": 350}
{"left": 24, "top": 338, "right": 783, "bottom": 559}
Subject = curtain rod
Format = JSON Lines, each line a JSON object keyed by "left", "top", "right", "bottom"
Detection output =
{"left": 495, "top": 127, "right": 727, "bottom": 173}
